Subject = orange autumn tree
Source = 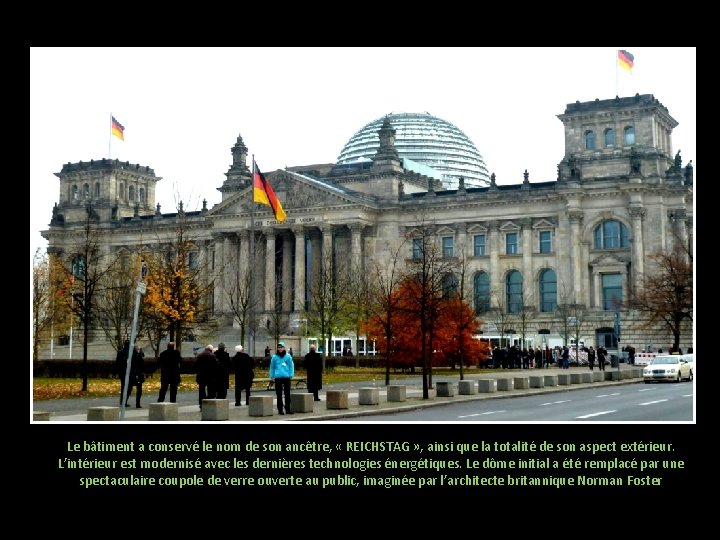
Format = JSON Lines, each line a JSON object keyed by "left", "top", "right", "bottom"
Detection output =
{"left": 362, "top": 279, "right": 486, "bottom": 369}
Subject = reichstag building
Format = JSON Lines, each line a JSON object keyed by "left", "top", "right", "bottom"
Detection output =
{"left": 40, "top": 93, "right": 694, "bottom": 359}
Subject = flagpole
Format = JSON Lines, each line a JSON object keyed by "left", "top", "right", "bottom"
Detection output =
{"left": 249, "top": 155, "right": 256, "bottom": 358}
{"left": 109, "top": 112, "right": 113, "bottom": 159}
{"left": 615, "top": 50, "right": 618, "bottom": 97}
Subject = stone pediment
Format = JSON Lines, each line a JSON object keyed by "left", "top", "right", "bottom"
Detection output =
{"left": 589, "top": 252, "right": 630, "bottom": 267}
{"left": 209, "top": 170, "right": 360, "bottom": 216}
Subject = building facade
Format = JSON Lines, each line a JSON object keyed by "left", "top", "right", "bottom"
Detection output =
{"left": 40, "top": 93, "right": 693, "bottom": 359}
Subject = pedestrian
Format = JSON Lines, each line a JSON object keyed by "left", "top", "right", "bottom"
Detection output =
{"left": 597, "top": 346, "right": 607, "bottom": 371}
{"left": 304, "top": 344, "right": 323, "bottom": 401}
{"left": 269, "top": 341, "right": 294, "bottom": 415}
{"left": 157, "top": 341, "right": 182, "bottom": 403}
{"left": 195, "top": 344, "right": 220, "bottom": 408}
{"left": 215, "top": 342, "right": 232, "bottom": 399}
{"left": 628, "top": 345, "right": 636, "bottom": 365}
{"left": 232, "top": 344, "right": 255, "bottom": 406}
{"left": 125, "top": 345, "right": 145, "bottom": 408}
{"left": 115, "top": 340, "right": 130, "bottom": 406}
{"left": 587, "top": 346, "right": 596, "bottom": 370}
{"left": 562, "top": 346, "right": 570, "bottom": 369}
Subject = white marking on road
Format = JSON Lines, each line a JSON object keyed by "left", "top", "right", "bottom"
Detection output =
{"left": 596, "top": 392, "right": 621, "bottom": 397}
{"left": 577, "top": 410, "right": 616, "bottom": 418}
{"left": 540, "top": 400, "right": 571, "bottom": 406}
{"left": 639, "top": 399, "right": 668, "bottom": 406}
{"left": 458, "top": 411, "right": 505, "bottom": 418}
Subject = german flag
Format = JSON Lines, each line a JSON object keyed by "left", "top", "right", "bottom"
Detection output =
{"left": 618, "top": 50, "right": 634, "bottom": 73}
{"left": 111, "top": 116, "right": 125, "bottom": 140}
{"left": 253, "top": 161, "right": 286, "bottom": 223}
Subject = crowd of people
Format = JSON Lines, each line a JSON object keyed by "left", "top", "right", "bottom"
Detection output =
{"left": 116, "top": 340, "right": 323, "bottom": 413}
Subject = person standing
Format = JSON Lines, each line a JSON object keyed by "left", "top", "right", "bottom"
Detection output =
{"left": 115, "top": 340, "right": 130, "bottom": 406}
{"left": 195, "top": 344, "right": 220, "bottom": 408}
{"left": 597, "top": 346, "right": 607, "bottom": 371}
{"left": 125, "top": 346, "right": 145, "bottom": 408}
{"left": 304, "top": 344, "right": 323, "bottom": 401}
{"left": 562, "top": 346, "right": 570, "bottom": 369}
{"left": 215, "top": 343, "right": 232, "bottom": 399}
{"left": 232, "top": 345, "right": 255, "bottom": 406}
{"left": 587, "top": 346, "right": 596, "bottom": 371}
{"left": 269, "top": 341, "right": 294, "bottom": 415}
{"left": 157, "top": 341, "right": 182, "bottom": 403}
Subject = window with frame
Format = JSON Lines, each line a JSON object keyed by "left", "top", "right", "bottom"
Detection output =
{"left": 506, "top": 232, "right": 518, "bottom": 255}
{"left": 539, "top": 269, "right": 557, "bottom": 312}
{"left": 585, "top": 130, "right": 596, "bottom": 150}
{"left": 506, "top": 270, "right": 523, "bottom": 313}
{"left": 442, "top": 273, "right": 459, "bottom": 298}
{"left": 474, "top": 271, "right": 490, "bottom": 314}
{"left": 602, "top": 273, "right": 623, "bottom": 310}
{"left": 188, "top": 251, "right": 199, "bottom": 270}
{"left": 83, "top": 184, "right": 90, "bottom": 198}
{"left": 624, "top": 126, "right": 635, "bottom": 145}
{"left": 539, "top": 230, "right": 552, "bottom": 253}
{"left": 604, "top": 128, "right": 615, "bottom": 147}
{"left": 442, "top": 236, "right": 454, "bottom": 258}
{"left": 72, "top": 185, "right": 79, "bottom": 199}
{"left": 412, "top": 238, "right": 422, "bottom": 260}
{"left": 473, "top": 234, "right": 486, "bottom": 256}
{"left": 593, "top": 220, "right": 629, "bottom": 249}
{"left": 129, "top": 185, "right": 136, "bottom": 201}
{"left": 94, "top": 182, "right": 101, "bottom": 198}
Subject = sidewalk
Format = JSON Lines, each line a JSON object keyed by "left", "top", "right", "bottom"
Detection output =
{"left": 32, "top": 364, "right": 641, "bottom": 422}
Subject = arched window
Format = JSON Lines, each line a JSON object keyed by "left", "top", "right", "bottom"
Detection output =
{"left": 593, "top": 220, "right": 629, "bottom": 249}
{"left": 474, "top": 271, "right": 490, "bottom": 314}
{"left": 506, "top": 270, "right": 523, "bottom": 314}
{"left": 83, "top": 184, "right": 90, "bottom": 198}
{"left": 585, "top": 130, "right": 596, "bottom": 150}
{"left": 139, "top": 188, "right": 145, "bottom": 202}
{"left": 129, "top": 185, "right": 136, "bottom": 201}
{"left": 71, "top": 184, "right": 79, "bottom": 200}
{"left": 94, "top": 182, "right": 101, "bottom": 198}
{"left": 539, "top": 269, "right": 557, "bottom": 312}
{"left": 624, "top": 126, "right": 635, "bottom": 145}
{"left": 604, "top": 128, "right": 615, "bottom": 147}
{"left": 119, "top": 182, "right": 125, "bottom": 201}
{"left": 442, "top": 273, "right": 459, "bottom": 298}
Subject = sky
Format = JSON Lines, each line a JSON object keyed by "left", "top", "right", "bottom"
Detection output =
{"left": 30, "top": 47, "right": 696, "bottom": 262}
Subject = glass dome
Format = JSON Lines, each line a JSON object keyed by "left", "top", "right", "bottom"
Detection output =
{"left": 336, "top": 112, "right": 489, "bottom": 189}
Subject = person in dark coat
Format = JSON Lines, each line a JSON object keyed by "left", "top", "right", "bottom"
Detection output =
{"left": 214, "top": 342, "right": 232, "bottom": 399}
{"left": 115, "top": 340, "right": 130, "bottom": 406}
{"left": 597, "top": 346, "right": 607, "bottom": 371}
{"left": 195, "top": 344, "right": 220, "bottom": 408}
{"left": 157, "top": 341, "right": 182, "bottom": 403}
{"left": 232, "top": 344, "right": 255, "bottom": 406}
{"left": 304, "top": 344, "right": 323, "bottom": 401}
{"left": 125, "top": 346, "right": 145, "bottom": 408}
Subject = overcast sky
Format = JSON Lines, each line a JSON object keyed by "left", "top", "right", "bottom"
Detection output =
{"left": 30, "top": 47, "right": 696, "bottom": 261}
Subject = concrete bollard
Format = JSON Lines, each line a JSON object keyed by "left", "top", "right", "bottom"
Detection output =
{"left": 557, "top": 374, "right": 572, "bottom": 385}
{"left": 478, "top": 379, "right": 497, "bottom": 393}
{"left": 359, "top": 388, "right": 380, "bottom": 405}
{"left": 513, "top": 377, "right": 530, "bottom": 389}
{"left": 497, "top": 378, "right": 514, "bottom": 391}
{"left": 591, "top": 371, "right": 603, "bottom": 382}
{"left": 436, "top": 381, "right": 455, "bottom": 397}
{"left": 290, "top": 393, "right": 314, "bottom": 413}
{"left": 543, "top": 375, "right": 558, "bottom": 387}
{"left": 458, "top": 380, "right": 477, "bottom": 395}
{"left": 570, "top": 373, "right": 583, "bottom": 384}
{"left": 249, "top": 395, "right": 274, "bottom": 417}
{"left": 201, "top": 399, "right": 229, "bottom": 421}
{"left": 149, "top": 402, "right": 179, "bottom": 421}
{"left": 326, "top": 390, "right": 349, "bottom": 409}
{"left": 387, "top": 385, "right": 407, "bottom": 402}
{"left": 529, "top": 376, "right": 545, "bottom": 388}
{"left": 581, "top": 372, "right": 593, "bottom": 383}
{"left": 33, "top": 411, "right": 51, "bottom": 421}
{"left": 87, "top": 406, "right": 120, "bottom": 421}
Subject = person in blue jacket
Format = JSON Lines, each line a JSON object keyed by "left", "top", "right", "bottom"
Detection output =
{"left": 269, "top": 341, "right": 294, "bottom": 415}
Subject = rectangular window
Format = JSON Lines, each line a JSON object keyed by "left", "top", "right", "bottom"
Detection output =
{"left": 602, "top": 273, "right": 623, "bottom": 310}
{"left": 473, "top": 234, "right": 486, "bottom": 256}
{"left": 188, "top": 251, "right": 198, "bottom": 270}
{"left": 506, "top": 232, "right": 518, "bottom": 255}
{"left": 442, "top": 236, "right": 454, "bottom": 258}
{"left": 412, "top": 238, "right": 422, "bottom": 260}
{"left": 539, "top": 230, "right": 551, "bottom": 253}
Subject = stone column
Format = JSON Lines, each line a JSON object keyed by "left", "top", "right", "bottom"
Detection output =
{"left": 212, "top": 233, "right": 224, "bottom": 315}
{"left": 265, "top": 229, "right": 276, "bottom": 312}
{"left": 487, "top": 221, "right": 501, "bottom": 307}
{"left": 456, "top": 222, "right": 467, "bottom": 259}
{"left": 321, "top": 224, "right": 333, "bottom": 273}
{"left": 293, "top": 226, "right": 306, "bottom": 313}
{"left": 629, "top": 206, "right": 646, "bottom": 292}
{"left": 593, "top": 270, "right": 601, "bottom": 309}
{"left": 567, "top": 210, "right": 584, "bottom": 304}
{"left": 521, "top": 218, "right": 532, "bottom": 300}
{"left": 237, "top": 230, "right": 249, "bottom": 290}
{"left": 222, "top": 233, "right": 233, "bottom": 314}
{"left": 282, "top": 233, "right": 292, "bottom": 312}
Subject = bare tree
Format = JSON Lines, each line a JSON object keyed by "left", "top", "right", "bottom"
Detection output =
{"left": 344, "top": 259, "right": 371, "bottom": 368}
{"left": 94, "top": 257, "right": 137, "bottom": 352}
{"left": 32, "top": 249, "right": 69, "bottom": 364}
{"left": 365, "top": 238, "right": 408, "bottom": 385}
{"left": 628, "top": 247, "right": 693, "bottom": 353}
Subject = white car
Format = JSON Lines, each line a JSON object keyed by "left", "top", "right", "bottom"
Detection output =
{"left": 643, "top": 354, "right": 693, "bottom": 383}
